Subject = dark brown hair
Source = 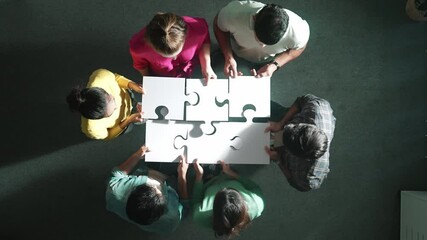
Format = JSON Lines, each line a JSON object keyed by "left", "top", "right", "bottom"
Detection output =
{"left": 213, "top": 188, "right": 250, "bottom": 238}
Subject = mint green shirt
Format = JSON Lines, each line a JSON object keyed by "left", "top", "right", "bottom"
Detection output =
{"left": 192, "top": 174, "right": 265, "bottom": 227}
{"left": 105, "top": 168, "right": 183, "bottom": 234}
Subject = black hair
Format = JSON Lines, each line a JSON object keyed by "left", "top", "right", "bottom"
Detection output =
{"left": 254, "top": 4, "right": 289, "bottom": 45}
{"left": 66, "top": 86, "right": 108, "bottom": 119}
{"left": 126, "top": 184, "right": 166, "bottom": 225}
{"left": 282, "top": 123, "right": 328, "bottom": 160}
{"left": 213, "top": 188, "right": 250, "bottom": 238}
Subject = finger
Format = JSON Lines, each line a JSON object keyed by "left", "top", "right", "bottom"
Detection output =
{"left": 264, "top": 146, "right": 271, "bottom": 155}
{"left": 237, "top": 71, "right": 243, "bottom": 76}
{"left": 251, "top": 69, "right": 257, "bottom": 76}
{"left": 264, "top": 126, "right": 271, "bottom": 133}
{"left": 229, "top": 69, "right": 235, "bottom": 78}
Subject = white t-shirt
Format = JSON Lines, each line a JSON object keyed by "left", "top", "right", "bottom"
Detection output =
{"left": 217, "top": 0, "right": 310, "bottom": 63}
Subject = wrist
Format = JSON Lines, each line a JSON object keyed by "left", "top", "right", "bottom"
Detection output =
{"left": 271, "top": 60, "right": 280, "bottom": 71}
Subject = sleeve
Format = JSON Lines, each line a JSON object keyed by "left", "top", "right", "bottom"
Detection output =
{"left": 292, "top": 20, "right": 310, "bottom": 50}
{"left": 191, "top": 181, "right": 204, "bottom": 209}
{"left": 129, "top": 33, "right": 150, "bottom": 71}
{"left": 294, "top": 94, "right": 319, "bottom": 110}
{"left": 199, "top": 18, "right": 210, "bottom": 45}
{"left": 216, "top": 1, "right": 236, "bottom": 32}
{"left": 108, "top": 167, "right": 148, "bottom": 199}
{"left": 236, "top": 176, "right": 264, "bottom": 200}
{"left": 114, "top": 73, "right": 132, "bottom": 89}
{"left": 191, "top": 181, "right": 212, "bottom": 227}
{"left": 82, "top": 118, "right": 109, "bottom": 140}
{"left": 106, "top": 126, "right": 125, "bottom": 140}
{"left": 130, "top": 50, "right": 150, "bottom": 71}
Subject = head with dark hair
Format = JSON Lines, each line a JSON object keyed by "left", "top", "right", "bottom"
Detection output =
{"left": 254, "top": 4, "right": 289, "bottom": 45}
{"left": 66, "top": 86, "right": 116, "bottom": 119}
{"left": 213, "top": 188, "right": 250, "bottom": 238}
{"left": 126, "top": 184, "right": 167, "bottom": 225}
{"left": 145, "top": 12, "right": 187, "bottom": 57}
{"left": 282, "top": 123, "right": 328, "bottom": 160}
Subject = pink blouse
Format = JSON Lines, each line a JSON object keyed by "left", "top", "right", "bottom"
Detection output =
{"left": 129, "top": 16, "right": 210, "bottom": 77}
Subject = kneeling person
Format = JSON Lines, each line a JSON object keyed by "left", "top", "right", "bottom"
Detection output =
{"left": 106, "top": 145, "right": 189, "bottom": 233}
{"left": 265, "top": 94, "right": 336, "bottom": 191}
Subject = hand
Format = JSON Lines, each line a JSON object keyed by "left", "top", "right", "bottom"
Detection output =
{"left": 193, "top": 159, "right": 204, "bottom": 181}
{"left": 129, "top": 82, "right": 144, "bottom": 94}
{"left": 177, "top": 155, "right": 188, "bottom": 178}
{"left": 251, "top": 63, "right": 277, "bottom": 78}
{"left": 137, "top": 145, "right": 150, "bottom": 159}
{"left": 224, "top": 57, "right": 242, "bottom": 78}
{"left": 219, "top": 160, "right": 238, "bottom": 178}
{"left": 136, "top": 103, "right": 142, "bottom": 113}
{"left": 202, "top": 66, "right": 217, "bottom": 85}
{"left": 128, "top": 112, "right": 144, "bottom": 124}
{"left": 264, "top": 146, "right": 279, "bottom": 162}
{"left": 265, "top": 121, "right": 282, "bottom": 133}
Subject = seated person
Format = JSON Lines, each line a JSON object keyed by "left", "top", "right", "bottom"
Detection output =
{"left": 129, "top": 12, "right": 216, "bottom": 83}
{"left": 265, "top": 94, "right": 336, "bottom": 191}
{"left": 105, "top": 145, "right": 189, "bottom": 234}
{"left": 66, "top": 69, "right": 144, "bottom": 140}
{"left": 214, "top": 1, "right": 310, "bottom": 77}
{"left": 192, "top": 160, "right": 264, "bottom": 238}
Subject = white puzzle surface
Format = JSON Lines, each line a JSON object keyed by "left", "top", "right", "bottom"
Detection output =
{"left": 185, "top": 78, "right": 229, "bottom": 135}
{"left": 217, "top": 76, "right": 271, "bottom": 118}
{"left": 143, "top": 76, "right": 270, "bottom": 164}
{"left": 142, "top": 76, "right": 197, "bottom": 120}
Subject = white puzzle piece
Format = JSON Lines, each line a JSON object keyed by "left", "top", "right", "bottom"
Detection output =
{"left": 145, "top": 120, "right": 192, "bottom": 162}
{"left": 142, "top": 76, "right": 197, "bottom": 120}
{"left": 185, "top": 78, "right": 229, "bottom": 135}
{"left": 217, "top": 76, "right": 270, "bottom": 119}
{"left": 173, "top": 110, "right": 269, "bottom": 164}
{"left": 143, "top": 76, "right": 270, "bottom": 165}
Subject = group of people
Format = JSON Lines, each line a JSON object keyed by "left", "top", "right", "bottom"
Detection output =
{"left": 66, "top": 1, "right": 336, "bottom": 238}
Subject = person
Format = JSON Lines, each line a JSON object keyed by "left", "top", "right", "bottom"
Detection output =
{"left": 192, "top": 160, "right": 264, "bottom": 238}
{"left": 105, "top": 145, "right": 189, "bottom": 234}
{"left": 406, "top": 0, "right": 427, "bottom": 21}
{"left": 214, "top": 1, "right": 310, "bottom": 78}
{"left": 265, "top": 94, "right": 336, "bottom": 191}
{"left": 129, "top": 12, "right": 216, "bottom": 83}
{"left": 66, "top": 69, "right": 144, "bottom": 140}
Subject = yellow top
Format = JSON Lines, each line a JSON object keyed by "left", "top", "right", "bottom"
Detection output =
{"left": 81, "top": 69, "right": 133, "bottom": 140}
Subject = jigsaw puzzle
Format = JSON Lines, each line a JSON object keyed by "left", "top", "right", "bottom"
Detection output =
{"left": 142, "top": 76, "right": 197, "bottom": 120}
{"left": 143, "top": 76, "right": 270, "bottom": 164}
{"left": 216, "top": 76, "right": 270, "bottom": 119}
{"left": 185, "top": 78, "right": 229, "bottom": 135}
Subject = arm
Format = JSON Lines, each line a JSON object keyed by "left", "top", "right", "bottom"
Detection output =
{"left": 265, "top": 101, "right": 300, "bottom": 133}
{"left": 114, "top": 73, "right": 144, "bottom": 94}
{"left": 219, "top": 160, "right": 264, "bottom": 199}
{"left": 191, "top": 159, "right": 205, "bottom": 214}
{"left": 117, "top": 145, "right": 149, "bottom": 174}
{"left": 213, "top": 14, "right": 241, "bottom": 78}
{"left": 177, "top": 155, "right": 189, "bottom": 200}
{"left": 198, "top": 43, "right": 217, "bottom": 84}
{"left": 254, "top": 46, "right": 306, "bottom": 78}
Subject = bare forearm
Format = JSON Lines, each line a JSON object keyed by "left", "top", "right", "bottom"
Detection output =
{"left": 118, "top": 151, "right": 142, "bottom": 174}
{"left": 119, "top": 117, "right": 130, "bottom": 130}
{"left": 213, "top": 15, "right": 233, "bottom": 60}
{"left": 178, "top": 176, "right": 189, "bottom": 200}
{"left": 274, "top": 47, "right": 306, "bottom": 68}
{"left": 198, "top": 43, "right": 211, "bottom": 71}
{"left": 279, "top": 103, "right": 299, "bottom": 128}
